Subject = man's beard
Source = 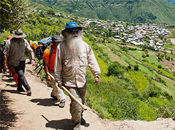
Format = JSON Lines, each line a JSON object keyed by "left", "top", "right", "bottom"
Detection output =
{"left": 64, "top": 32, "right": 84, "bottom": 56}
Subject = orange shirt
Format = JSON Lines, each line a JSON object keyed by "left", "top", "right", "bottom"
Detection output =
{"left": 43, "top": 44, "right": 56, "bottom": 73}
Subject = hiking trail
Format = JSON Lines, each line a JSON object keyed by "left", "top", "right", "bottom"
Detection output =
{"left": 0, "top": 63, "right": 175, "bottom": 130}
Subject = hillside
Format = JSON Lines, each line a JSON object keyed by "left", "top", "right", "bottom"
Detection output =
{"left": 31, "top": 0, "right": 175, "bottom": 24}
{"left": 1, "top": 64, "right": 175, "bottom": 130}
{"left": 1, "top": 1, "right": 175, "bottom": 127}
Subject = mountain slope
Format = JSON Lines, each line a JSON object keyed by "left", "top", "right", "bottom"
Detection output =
{"left": 1, "top": 64, "right": 175, "bottom": 130}
{"left": 1, "top": 5, "right": 175, "bottom": 122}
{"left": 31, "top": 0, "right": 175, "bottom": 24}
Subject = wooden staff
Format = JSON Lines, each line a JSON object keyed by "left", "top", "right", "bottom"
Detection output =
{"left": 47, "top": 72, "right": 87, "bottom": 110}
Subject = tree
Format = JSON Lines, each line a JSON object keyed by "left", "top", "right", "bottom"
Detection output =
{"left": 0, "top": 0, "right": 29, "bottom": 32}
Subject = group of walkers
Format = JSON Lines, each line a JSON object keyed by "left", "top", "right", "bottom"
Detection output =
{"left": 1, "top": 22, "right": 101, "bottom": 130}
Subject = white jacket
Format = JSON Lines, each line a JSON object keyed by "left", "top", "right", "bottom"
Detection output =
{"left": 54, "top": 41, "right": 101, "bottom": 88}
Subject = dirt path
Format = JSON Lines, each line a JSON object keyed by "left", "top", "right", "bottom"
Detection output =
{"left": 0, "top": 64, "right": 175, "bottom": 130}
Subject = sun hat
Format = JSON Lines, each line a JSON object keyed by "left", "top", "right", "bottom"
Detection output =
{"left": 52, "top": 35, "right": 62, "bottom": 43}
{"left": 13, "top": 29, "right": 26, "bottom": 38}
{"left": 62, "top": 22, "right": 82, "bottom": 34}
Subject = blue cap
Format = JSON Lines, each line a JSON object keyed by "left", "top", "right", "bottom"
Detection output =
{"left": 65, "top": 22, "right": 78, "bottom": 29}
{"left": 62, "top": 22, "right": 82, "bottom": 34}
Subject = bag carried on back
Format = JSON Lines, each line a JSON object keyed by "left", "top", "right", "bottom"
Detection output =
{"left": 35, "top": 37, "right": 52, "bottom": 60}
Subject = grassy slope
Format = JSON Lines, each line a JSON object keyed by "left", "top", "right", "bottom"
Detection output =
{"left": 2, "top": 1, "right": 175, "bottom": 121}
{"left": 107, "top": 42, "right": 175, "bottom": 96}
{"left": 84, "top": 30, "right": 175, "bottom": 120}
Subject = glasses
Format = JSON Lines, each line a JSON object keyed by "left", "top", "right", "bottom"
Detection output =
{"left": 67, "top": 29, "right": 79, "bottom": 34}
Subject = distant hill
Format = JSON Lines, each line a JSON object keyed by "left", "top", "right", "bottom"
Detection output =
{"left": 31, "top": 0, "right": 175, "bottom": 24}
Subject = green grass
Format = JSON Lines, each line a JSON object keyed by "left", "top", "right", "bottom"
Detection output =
{"left": 153, "top": 80, "right": 175, "bottom": 101}
{"left": 86, "top": 78, "right": 141, "bottom": 120}
{"left": 164, "top": 43, "right": 175, "bottom": 49}
{"left": 150, "top": 63, "right": 175, "bottom": 80}
{"left": 138, "top": 64, "right": 156, "bottom": 78}
{"left": 148, "top": 97, "right": 170, "bottom": 107}
{"left": 105, "top": 45, "right": 128, "bottom": 66}
{"left": 138, "top": 100, "right": 157, "bottom": 121}
{"left": 145, "top": 55, "right": 161, "bottom": 66}
{"left": 156, "top": 76, "right": 175, "bottom": 98}
{"left": 128, "top": 50, "right": 144, "bottom": 61}
{"left": 124, "top": 71, "right": 149, "bottom": 93}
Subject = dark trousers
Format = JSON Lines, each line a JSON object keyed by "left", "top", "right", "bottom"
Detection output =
{"left": 13, "top": 61, "right": 30, "bottom": 91}
{"left": 0, "top": 54, "right": 4, "bottom": 73}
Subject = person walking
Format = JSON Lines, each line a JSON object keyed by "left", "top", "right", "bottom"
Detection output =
{"left": 54, "top": 22, "right": 101, "bottom": 130}
{"left": 0, "top": 43, "right": 4, "bottom": 73}
{"left": 3, "top": 29, "right": 35, "bottom": 96}
{"left": 43, "top": 35, "right": 66, "bottom": 108}
{"left": 1, "top": 36, "right": 13, "bottom": 73}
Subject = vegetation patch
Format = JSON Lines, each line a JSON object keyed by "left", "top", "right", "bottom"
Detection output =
{"left": 124, "top": 71, "right": 149, "bottom": 93}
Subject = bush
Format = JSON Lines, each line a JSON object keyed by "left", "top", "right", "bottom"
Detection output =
{"left": 107, "top": 62, "right": 124, "bottom": 77}
{"left": 158, "top": 65, "right": 162, "bottom": 69}
{"left": 127, "top": 65, "right": 132, "bottom": 70}
{"left": 141, "top": 85, "right": 161, "bottom": 99}
{"left": 134, "top": 65, "right": 139, "bottom": 71}
{"left": 142, "top": 54, "right": 146, "bottom": 58}
{"left": 166, "top": 56, "right": 170, "bottom": 61}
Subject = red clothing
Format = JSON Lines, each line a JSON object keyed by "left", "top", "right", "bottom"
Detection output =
{"left": 43, "top": 44, "right": 56, "bottom": 73}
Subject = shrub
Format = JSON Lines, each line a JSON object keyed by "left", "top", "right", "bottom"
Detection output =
{"left": 158, "top": 65, "right": 162, "bottom": 69}
{"left": 107, "top": 62, "right": 124, "bottom": 77}
{"left": 141, "top": 85, "right": 161, "bottom": 99}
{"left": 134, "top": 65, "right": 139, "bottom": 71}
{"left": 127, "top": 65, "right": 132, "bottom": 70}
{"left": 142, "top": 54, "right": 146, "bottom": 58}
{"left": 166, "top": 56, "right": 170, "bottom": 61}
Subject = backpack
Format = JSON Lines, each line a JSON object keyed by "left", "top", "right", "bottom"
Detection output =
{"left": 29, "top": 40, "right": 38, "bottom": 51}
{"left": 35, "top": 37, "right": 52, "bottom": 60}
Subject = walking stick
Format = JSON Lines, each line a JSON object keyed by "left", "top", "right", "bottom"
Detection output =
{"left": 47, "top": 72, "right": 87, "bottom": 110}
{"left": 34, "top": 62, "right": 42, "bottom": 71}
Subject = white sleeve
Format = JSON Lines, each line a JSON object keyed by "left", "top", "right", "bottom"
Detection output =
{"left": 54, "top": 44, "right": 62, "bottom": 83}
{"left": 25, "top": 39, "right": 33, "bottom": 52}
{"left": 87, "top": 45, "right": 101, "bottom": 77}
